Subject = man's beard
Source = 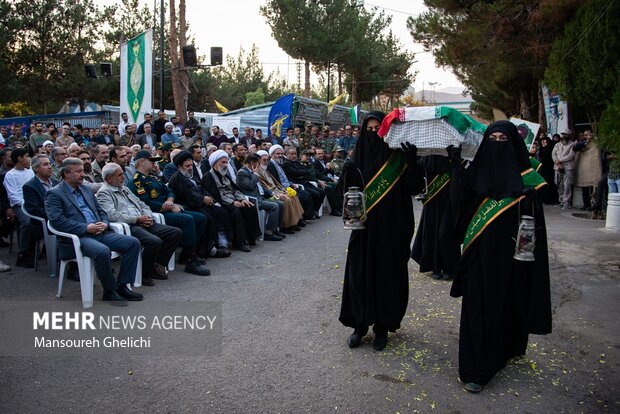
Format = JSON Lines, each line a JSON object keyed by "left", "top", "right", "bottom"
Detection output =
{"left": 181, "top": 168, "right": 193, "bottom": 178}
{"left": 274, "top": 157, "right": 283, "bottom": 165}
{"left": 83, "top": 163, "right": 92, "bottom": 173}
{"left": 260, "top": 164, "right": 268, "bottom": 171}
{"left": 218, "top": 167, "right": 228, "bottom": 176}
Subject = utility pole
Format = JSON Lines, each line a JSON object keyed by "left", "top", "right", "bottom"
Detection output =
{"left": 159, "top": 0, "right": 164, "bottom": 111}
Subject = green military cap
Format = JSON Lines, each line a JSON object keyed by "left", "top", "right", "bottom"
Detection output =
{"left": 333, "top": 145, "right": 345, "bottom": 153}
{"left": 135, "top": 149, "right": 163, "bottom": 162}
{"left": 162, "top": 142, "right": 174, "bottom": 151}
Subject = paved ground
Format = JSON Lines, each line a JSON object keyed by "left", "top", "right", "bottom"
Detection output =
{"left": 0, "top": 202, "right": 618, "bottom": 413}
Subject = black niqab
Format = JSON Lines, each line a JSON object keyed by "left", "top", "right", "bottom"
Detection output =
{"left": 469, "top": 120, "right": 530, "bottom": 200}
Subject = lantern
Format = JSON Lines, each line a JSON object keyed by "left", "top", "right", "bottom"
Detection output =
{"left": 514, "top": 215, "right": 536, "bottom": 261}
{"left": 342, "top": 187, "right": 367, "bottom": 230}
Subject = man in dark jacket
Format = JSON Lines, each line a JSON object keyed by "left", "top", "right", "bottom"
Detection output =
{"left": 282, "top": 147, "right": 325, "bottom": 218}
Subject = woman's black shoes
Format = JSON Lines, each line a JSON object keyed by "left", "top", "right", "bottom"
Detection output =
{"left": 373, "top": 334, "right": 388, "bottom": 351}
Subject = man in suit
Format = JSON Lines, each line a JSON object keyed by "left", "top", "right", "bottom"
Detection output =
{"left": 282, "top": 147, "right": 325, "bottom": 218}
{"left": 190, "top": 144, "right": 209, "bottom": 181}
{"left": 266, "top": 145, "right": 314, "bottom": 221}
{"left": 23, "top": 154, "right": 59, "bottom": 238}
{"left": 137, "top": 122, "right": 157, "bottom": 148}
{"left": 236, "top": 153, "right": 283, "bottom": 241}
{"left": 96, "top": 162, "right": 183, "bottom": 286}
{"left": 45, "top": 157, "right": 142, "bottom": 306}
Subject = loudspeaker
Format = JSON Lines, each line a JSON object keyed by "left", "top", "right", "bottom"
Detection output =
{"left": 211, "top": 47, "right": 223, "bottom": 66}
{"left": 182, "top": 45, "right": 197, "bottom": 67}
{"left": 100, "top": 63, "right": 112, "bottom": 77}
{"left": 84, "top": 64, "right": 97, "bottom": 78}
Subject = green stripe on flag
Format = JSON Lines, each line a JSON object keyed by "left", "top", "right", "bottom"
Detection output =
{"left": 126, "top": 32, "right": 146, "bottom": 122}
{"left": 434, "top": 106, "right": 486, "bottom": 134}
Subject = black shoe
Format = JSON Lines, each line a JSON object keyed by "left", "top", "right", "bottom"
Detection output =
{"left": 248, "top": 239, "right": 257, "bottom": 246}
{"left": 237, "top": 244, "right": 251, "bottom": 252}
{"left": 116, "top": 284, "right": 144, "bottom": 301}
{"left": 347, "top": 329, "right": 367, "bottom": 348}
{"left": 264, "top": 233, "right": 283, "bottom": 241}
{"left": 431, "top": 272, "right": 443, "bottom": 280}
{"left": 185, "top": 259, "right": 211, "bottom": 276}
{"left": 15, "top": 252, "right": 34, "bottom": 268}
{"left": 315, "top": 214, "right": 321, "bottom": 219}
{"left": 373, "top": 334, "right": 388, "bottom": 351}
{"left": 141, "top": 276, "right": 155, "bottom": 287}
{"left": 151, "top": 267, "right": 168, "bottom": 280}
{"left": 273, "top": 230, "right": 286, "bottom": 238}
{"left": 211, "top": 248, "right": 231, "bottom": 258}
{"left": 442, "top": 274, "right": 454, "bottom": 281}
{"left": 297, "top": 220, "right": 307, "bottom": 227}
{"left": 282, "top": 227, "right": 295, "bottom": 234}
{"left": 102, "top": 290, "right": 128, "bottom": 306}
{"left": 329, "top": 211, "right": 341, "bottom": 216}
{"left": 294, "top": 226, "right": 302, "bottom": 231}
{"left": 580, "top": 206, "right": 589, "bottom": 211}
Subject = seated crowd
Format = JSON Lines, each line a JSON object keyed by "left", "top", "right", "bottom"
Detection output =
{"left": 0, "top": 112, "right": 356, "bottom": 306}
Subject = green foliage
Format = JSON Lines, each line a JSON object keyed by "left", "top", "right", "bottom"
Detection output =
{"left": 244, "top": 88, "right": 266, "bottom": 107}
{"left": 2, "top": 0, "right": 101, "bottom": 112}
{"left": 598, "top": 76, "right": 620, "bottom": 152}
{"left": 262, "top": 0, "right": 413, "bottom": 104}
{"left": 408, "top": 0, "right": 581, "bottom": 119}
{"left": 545, "top": 0, "right": 620, "bottom": 127}
{"left": 0, "top": 102, "right": 33, "bottom": 118}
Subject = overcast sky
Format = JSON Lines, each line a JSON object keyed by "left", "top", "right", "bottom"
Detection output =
{"left": 131, "top": 0, "right": 464, "bottom": 93}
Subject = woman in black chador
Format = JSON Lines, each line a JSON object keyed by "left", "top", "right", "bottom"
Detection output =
{"left": 338, "top": 111, "right": 424, "bottom": 351}
{"left": 450, "top": 120, "right": 552, "bottom": 393}
{"left": 411, "top": 155, "right": 461, "bottom": 281}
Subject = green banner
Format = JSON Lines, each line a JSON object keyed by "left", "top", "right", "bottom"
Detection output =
{"left": 462, "top": 160, "right": 547, "bottom": 252}
{"left": 422, "top": 173, "right": 450, "bottom": 205}
{"left": 364, "top": 152, "right": 407, "bottom": 213}
{"left": 126, "top": 32, "right": 146, "bottom": 122}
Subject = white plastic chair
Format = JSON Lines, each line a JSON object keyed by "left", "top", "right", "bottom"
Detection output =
{"left": 151, "top": 213, "right": 175, "bottom": 271}
{"left": 309, "top": 181, "right": 323, "bottom": 217}
{"left": 246, "top": 196, "right": 266, "bottom": 241}
{"left": 49, "top": 221, "right": 124, "bottom": 309}
{"left": 21, "top": 206, "right": 57, "bottom": 277}
{"left": 111, "top": 222, "right": 142, "bottom": 288}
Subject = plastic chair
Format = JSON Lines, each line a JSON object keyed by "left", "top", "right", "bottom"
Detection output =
{"left": 111, "top": 222, "right": 142, "bottom": 288}
{"left": 49, "top": 221, "right": 123, "bottom": 309}
{"left": 151, "top": 213, "right": 175, "bottom": 271}
{"left": 246, "top": 196, "right": 266, "bottom": 241}
{"left": 21, "top": 206, "right": 57, "bottom": 277}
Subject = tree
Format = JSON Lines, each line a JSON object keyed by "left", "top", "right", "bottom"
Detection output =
{"left": 408, "top": 0, "right": 582, "bottom": 121}
{"left": 244, "top": 88, "right": 266, "bottom": 107}
{"left": 2, "top": 0, "right": 100, "bottom": 113}
{"left": 168, "top": 0, "right": 191, "bottom": 123}
{"left": 545, "top": 0, "right": 620, "bottom": 131}
{"left": 261, "top": 0, "right": 324, "bottom": 97}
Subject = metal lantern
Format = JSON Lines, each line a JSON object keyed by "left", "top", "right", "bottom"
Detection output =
{"left": 342, "top": 186, "right": 367, "bottom": 230}
{"left": 514, "top": 215, "right": 536, "bottom": 261}
{"left": 415, "top": 176, "right": 429, "bottom": 201}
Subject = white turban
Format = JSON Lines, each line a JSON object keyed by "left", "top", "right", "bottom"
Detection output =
{"left": 42, "top": 140, "right": 54, "bottom": 147}
{"left": 268, "top": 145, "right": 283, "bottom": 156}
{"left": 208, "top": 149, "right": 228, "bottom": 167}
{"left": 256, "top": 150, "right": 269, "bottom": 157}
{"left": 165, "top": 122, "right": 174, "bottom": 129}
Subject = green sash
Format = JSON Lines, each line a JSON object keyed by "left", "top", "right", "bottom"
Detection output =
{"left": 364, "top": 152, "right": 407, "bottom": 214}
{"left": 462, "top": 159, "right": 547, "bottom": 252}
{"left": 422, "top": 173, "right": 450, "bottom": 205}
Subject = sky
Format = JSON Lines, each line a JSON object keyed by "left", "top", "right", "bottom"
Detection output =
{"left": 137, "top": 0, "right": 464, "bottom": 93}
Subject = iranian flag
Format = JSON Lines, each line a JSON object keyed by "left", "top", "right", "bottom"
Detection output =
{"left": 379, "top": 106, "right": 487, "bottom": 159}
{"left": 349, "top": 104, "right": 360, "bottom": 125}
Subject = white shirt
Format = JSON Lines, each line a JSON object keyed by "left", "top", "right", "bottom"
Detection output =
{"left": 118, "top": 120, "right": 128, "bottom": 136}
{"left": 193, "top": 160, "right": 204, "bottom": 180}
{"left": 4, "top": 167, "right": 35, "bottom": 207}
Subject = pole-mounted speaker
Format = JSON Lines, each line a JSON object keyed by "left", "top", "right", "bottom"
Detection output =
{"left": 210, "top": 47, "right": 223, "bottom": 66}
{"left": 182, "top": 45, "right": 197, "bottom": 67}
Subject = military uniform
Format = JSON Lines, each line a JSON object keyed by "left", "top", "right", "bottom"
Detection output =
{"left": 320, "top": 137, "right": 337, "bottom": 156}
{"left": 301, "top": 157, "right": 342, "bottom": 216}
{"left": 331, "top": 157, "right": 345, "bottom": 177}
{"left": 127, "top": 170, "right": 207, "bottom": 251}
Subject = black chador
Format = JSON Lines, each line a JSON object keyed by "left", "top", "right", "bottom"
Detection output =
{"left": 338, "top": 111, "right": 424, "bottom": 350}
{"left": 450, "top": 120, "right": 552, "bottom": 390}
{"left": 411, "top": 155, "right": 461, "bottom": 280}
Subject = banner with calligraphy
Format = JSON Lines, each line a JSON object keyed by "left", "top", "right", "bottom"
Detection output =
{"left": 120, "top": 29, "right": 153, "bottom": 125}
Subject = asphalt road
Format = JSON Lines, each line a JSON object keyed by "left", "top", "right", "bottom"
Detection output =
{"left": 0, "top": 202, "right": 618, "bottom": 413}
